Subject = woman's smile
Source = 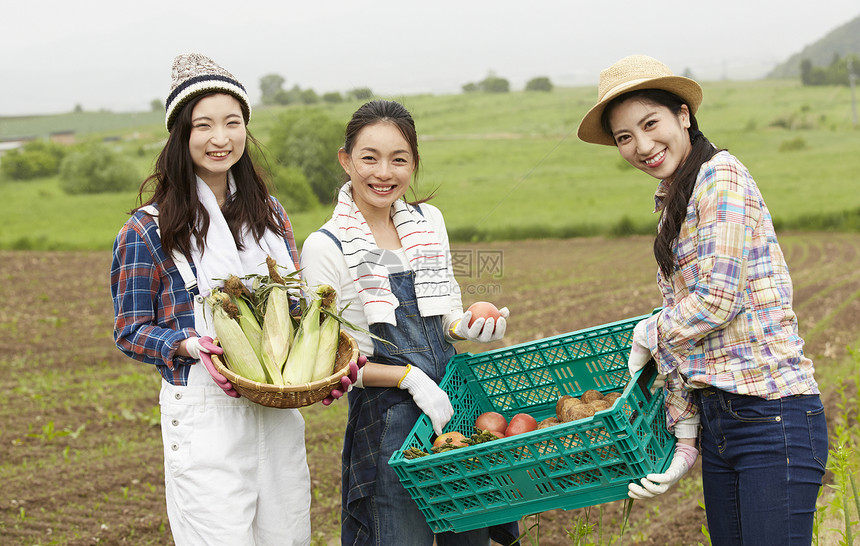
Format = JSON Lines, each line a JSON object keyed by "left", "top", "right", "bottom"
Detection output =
{"left": 643, "top": 149, "right": 667, "bottom": 168}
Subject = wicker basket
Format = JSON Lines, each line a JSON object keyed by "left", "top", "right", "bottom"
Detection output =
{"left": 211, "top": 330, "right": 359, "bottom": 408}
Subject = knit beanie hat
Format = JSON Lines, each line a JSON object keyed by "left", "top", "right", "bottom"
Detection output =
{"left": 164, "top": 53, "right": 251, "bottom": 132}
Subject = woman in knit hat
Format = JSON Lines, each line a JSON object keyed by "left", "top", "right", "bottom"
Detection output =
{"left": 578, "top": 55, "right": 827, "bottom": 544}
{"left": 111, "top": 53, "right": 360, "bottom": 545}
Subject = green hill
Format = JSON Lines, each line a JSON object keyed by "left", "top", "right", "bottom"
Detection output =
{"left": 0, "top": 110, "right": 166, "bottom": 141}
{"left": 1, "top": 80, "right": 859, "bottom": 251}
{"left": 768, "top": 14, "right": 860, "bottom": 78}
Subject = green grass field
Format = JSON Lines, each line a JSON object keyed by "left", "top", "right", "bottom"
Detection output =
{"left": 1, "top": 79, "right": 858, "bottom": 250}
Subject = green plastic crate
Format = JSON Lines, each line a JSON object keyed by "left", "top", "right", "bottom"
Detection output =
{"left": 388, "top": 312, "right": 675, "bottom": 533}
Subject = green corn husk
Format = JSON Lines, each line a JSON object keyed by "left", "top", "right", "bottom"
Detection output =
{"left": 260, "top": 286, "right": 293, "bottom": 385}
{"left": 210, "top": 298, "right": 268, "bottom": 383}
{"left": 311, "top": 286, "right": 340, "bottom": 382}
{"left": 235, "top": 297, "right": 263, "bottom": 356}
{"left": 223, "top": 275, "right": 264, "bottom": 370}
{"left": 282, "top": 293, "right": 322, "bottom": 385}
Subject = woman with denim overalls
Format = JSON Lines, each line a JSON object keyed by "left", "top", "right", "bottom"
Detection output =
{"left": 111, "top": 53, "right": 358, "bottom": 545}
{"left": 301, "top": 100, "right": 520, "bottom": 545}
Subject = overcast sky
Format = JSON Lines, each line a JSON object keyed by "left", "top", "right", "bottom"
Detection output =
{"left": 2, "top": 0, "right": 858, "bottom": 117}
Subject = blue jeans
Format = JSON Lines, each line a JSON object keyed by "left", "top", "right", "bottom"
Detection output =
{"left": 698, "top": 389, "right": 828, "bottom": 545}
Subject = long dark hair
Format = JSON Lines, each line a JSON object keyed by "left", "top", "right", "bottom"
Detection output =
{"left": 342, "top": 99, "right": 435, "bottom": 205}
{"left": 602, "top": 89, "right": 722, "bottom": 279}
{"left": 135, "top": 93, "right": 284, "bottom": 257}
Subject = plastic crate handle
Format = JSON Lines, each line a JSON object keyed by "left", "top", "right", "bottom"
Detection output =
{"left": 627, "top": 359, "right": 659, "bottom": 425}
{"left": 636, "top": 359, "right": 658, "bottom": 403}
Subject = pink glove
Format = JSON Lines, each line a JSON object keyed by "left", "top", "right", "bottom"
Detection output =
{"left": 323, "top": 355, "right": 368, "bottom": 406}
{"left": 628, "top": 443, "right": 699, "bottom": 499}
{"left": 189, "top": 336, "right": 239, "bottom": 398}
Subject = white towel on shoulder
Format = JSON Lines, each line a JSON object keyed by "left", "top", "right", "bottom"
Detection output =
{"left": 330, "top": 181, "right": 452, "bottom": 325}
{"left": 190, "top": 173, "right": 294, "bottom": 304}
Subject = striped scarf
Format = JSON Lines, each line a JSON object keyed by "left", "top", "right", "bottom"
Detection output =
{"left": 331, "top": 181, "right": 452, "bottom": 325}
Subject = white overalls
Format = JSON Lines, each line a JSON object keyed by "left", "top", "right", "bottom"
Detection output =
{"left": 149, "top": 208, "right": 312, "bottom": 545}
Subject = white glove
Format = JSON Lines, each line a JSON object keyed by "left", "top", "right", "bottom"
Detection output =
{"left": 453, "top": 307, "right": 509, "bottom": 343}
{"left": 628, "top": 442, "right": 699, "bottom": 499}
{"left": 398, "top": 365, "right": 454, "bottom": 435}
{"left": 627, "top": 319, "right": 651, "bottom": 376}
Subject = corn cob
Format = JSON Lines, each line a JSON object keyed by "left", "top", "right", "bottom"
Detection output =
{"left": 209, "top": 292, "right": 268, "bottom": 383}
{"left": 223, "top": 275, "right": 264, "bottom": 370}
{"left": 282, "top": 291, "right": 322, "bottom": 385}
{"left": 310, "top": 286, "right": 340, "bottom": 382}
{"left": 260, "top": 286, "right": 292, "bottom": 385}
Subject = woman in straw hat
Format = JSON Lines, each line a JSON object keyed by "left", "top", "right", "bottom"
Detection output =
{"left": 111, "top": 53, "right": 361, "bottom": 545}
{"left": 578, "top": 55, "right": 827, "bottom": 544}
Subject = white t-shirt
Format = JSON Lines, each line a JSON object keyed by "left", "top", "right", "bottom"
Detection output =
{"left": 300, "top": 203, "right": 464, "bottom": 356}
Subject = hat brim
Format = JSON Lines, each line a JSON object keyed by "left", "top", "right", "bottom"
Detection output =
{"left": 577, "top": 75, "right": 702, "bottom": 146}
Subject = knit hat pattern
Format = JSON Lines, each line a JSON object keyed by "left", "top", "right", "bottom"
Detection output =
{"left": 164, "top": 53, "right": 251, "bottom": 132}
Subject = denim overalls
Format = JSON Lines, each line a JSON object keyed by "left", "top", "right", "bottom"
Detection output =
{"left": 319, "top": 229, "right": 519, "bottom": 546}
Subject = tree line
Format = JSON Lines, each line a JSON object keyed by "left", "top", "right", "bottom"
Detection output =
{"left": 259, "top": 74, "right": 373, "bottom": 106}
{"left": 800, "top": 53, "right": 860, "bottom": 86}
{"left": 258, "top": 72, "right": 554, "bottom": 105}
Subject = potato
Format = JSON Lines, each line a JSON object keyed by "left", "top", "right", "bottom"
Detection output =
{"left": 555, "top": 395, "right": 580, "bottom": 417}
{"left": 556, "top": 396, "right": 583, "bottom": 422}
{"left": 565, "top": 404, "right": 596, "bottom": 422}
{"left": 538, "top": 417, "right": 560, "bottom": 429}
{"left": 589, "top": 400, "right": 612, "bottom": 413}
{"left": 580, "top": 389, "right": 604, "bottom": 404}
{"left": 604, "top": 392, "right": 622, "bottom": 404}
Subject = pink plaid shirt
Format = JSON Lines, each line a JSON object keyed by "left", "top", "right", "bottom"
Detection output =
{"left": 641, "top": 151, "right": 818, "bottom": 431}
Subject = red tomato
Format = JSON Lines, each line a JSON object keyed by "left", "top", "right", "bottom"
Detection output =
{"left": 467, "top": 301, "right": 502, "bottom": 328}
{"left": 505, "top": 413, "right": 538, "bottom": 436}
{"left": 475, "top": 411, "right": 508, "bottom": 434}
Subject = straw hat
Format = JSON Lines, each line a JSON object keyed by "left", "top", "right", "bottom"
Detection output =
{"left": 577, "top": 55, "right": 703, "bottom": 146}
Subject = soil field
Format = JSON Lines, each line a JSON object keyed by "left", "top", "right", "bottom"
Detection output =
{"left": 1, "top": 232, "right": 858, "bottom": 545}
